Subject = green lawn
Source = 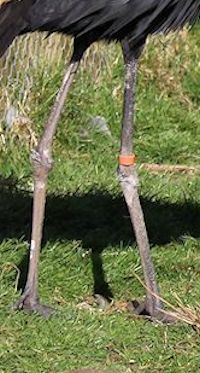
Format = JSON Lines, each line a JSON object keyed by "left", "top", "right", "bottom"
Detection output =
{"left": 0, "top": 28, "right": 200, "bottom": 372}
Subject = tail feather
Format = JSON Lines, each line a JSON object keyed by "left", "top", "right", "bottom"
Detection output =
{"left": 130, "top": 0, "right": 200, "bottom": 45}
{"left": 0, "top": 0, "right": 32, "bottom": 57}
{"left": 151, "top": 0, "right": 200, "bottom": 33}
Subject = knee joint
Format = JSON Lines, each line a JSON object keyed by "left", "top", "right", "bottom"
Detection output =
{"left": 31, "top": 148, "right": 53, "bottom": 177}
{"left": 117, "top": 165, "right": 139, "bottom": 189}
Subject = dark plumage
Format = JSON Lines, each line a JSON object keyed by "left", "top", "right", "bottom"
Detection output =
{"left": 0, "top": 0, "right": 200, "bottom": 57}
{"left": 0, "top": 0, "right": 199, "bottom": 320}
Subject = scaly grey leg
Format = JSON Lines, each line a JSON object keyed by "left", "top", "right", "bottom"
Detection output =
{"left": 119, "top": 39, "right": 175, "bottom": 323}
{"left": 14, "top": 60, "right": 80, "bottom": 316}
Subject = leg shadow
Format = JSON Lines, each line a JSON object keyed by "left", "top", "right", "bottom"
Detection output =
{"left": 0, "top": 178, "right": 200, "bottom": 295}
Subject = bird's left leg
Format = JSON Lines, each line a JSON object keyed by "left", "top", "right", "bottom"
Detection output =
{"left": 13, "top": 59, "right": 80, "bottom": 316}
{"left": 118, "top": 39, "right": 175, "bottom": 323}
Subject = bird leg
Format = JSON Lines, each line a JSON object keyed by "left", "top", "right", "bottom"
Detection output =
{"left": 119, "top": 40, "right": 175, "bottom": 323}
{"left": 14, "top": 60, "right": 80, "bottom": 316}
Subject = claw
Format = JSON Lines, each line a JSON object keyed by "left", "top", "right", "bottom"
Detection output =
{"left": 13, "top": 292, "right": 56, "bottom": 317}
{"left": 127, "top": 299, "right": 178, "bottom": 324}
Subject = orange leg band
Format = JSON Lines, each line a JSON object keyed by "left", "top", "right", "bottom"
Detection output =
{"left": 119, "top": 154, "right": 136, "bottom": 166}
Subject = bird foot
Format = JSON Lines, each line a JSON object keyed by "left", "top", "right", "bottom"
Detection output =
{"left": 127, "top": 299, "right": 178, "bottom": 324}
{"left": 13, "top": 291, "right": 55, "bottom": 318}
{"left": 94, "top": 294, "right": 111, "bottom": 310}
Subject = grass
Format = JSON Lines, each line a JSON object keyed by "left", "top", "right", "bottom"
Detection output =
{"left": 0, "top": 27, "right": 200, "bottom": 372}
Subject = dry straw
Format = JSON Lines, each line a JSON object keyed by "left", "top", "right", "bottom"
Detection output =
{"left": 0, "top": 28, "right": 194, "bottom": 146}
{"left": 133, "top": 272, "right": 200, "bottom": 329}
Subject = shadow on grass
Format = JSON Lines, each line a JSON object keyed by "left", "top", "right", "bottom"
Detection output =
{"left": 0, "top": 179, "right": 199, "bottom": 294}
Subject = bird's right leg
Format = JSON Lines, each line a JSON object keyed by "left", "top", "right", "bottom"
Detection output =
{"left": 119, "top": 39, "right": 176, "bottom": 323}
{"left": 14, "top": 60, "right": 80, "bottom": 316}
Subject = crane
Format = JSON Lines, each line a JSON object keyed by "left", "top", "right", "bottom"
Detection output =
{"left": 0, "top": 0, "right": 199, "bottom": 322}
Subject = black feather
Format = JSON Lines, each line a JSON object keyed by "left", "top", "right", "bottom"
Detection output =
{"left": 0, "top": 0, "right": 199, "bottom": 56}
{"left": 0, "top": 0, "right": 33, "bottom": 57}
